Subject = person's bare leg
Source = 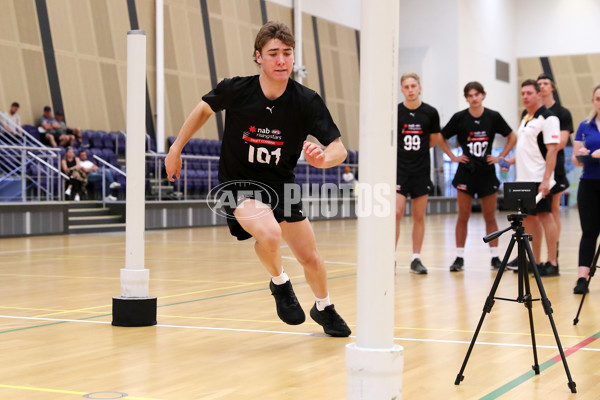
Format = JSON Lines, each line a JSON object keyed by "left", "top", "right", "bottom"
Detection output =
{"left": 538, "top": 211, "right": 558, "bottom": 265}
{"left": 480, "top": 192, "right": 499, "bottom": 247}
{"left": 523, "top": 215, "right": 543, "bottom": 264}
{"left": 455, "top": 191, "right": 472, "bottom": 249}
{"left": 395, "top": 193, "right": 407, "bottom": 249}
{"left": 411, "top": 194, "right": 428, "bottom": 254}
{"left": 234, "top": 200, "right": 282, "bottom": 276}
{"left": 280, "top": 219, "right": 327, "bottom": 298}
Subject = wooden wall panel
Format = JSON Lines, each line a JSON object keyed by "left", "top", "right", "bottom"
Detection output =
{"left": 54, "top": 54, "right": 84, "bottom": 120}
{"left": 78, "top": 58, "right": 107, "bottom": 129}
{"left": 14, "top": 0, "right": 41, "bottom": 47}
{"left": 100, "top": 62, "right": 126, "bottom": 130}
{"left": 300, "top": 13, "right": 320, "bottom": 94}
{"left": 70, "top": 0, "right": 97, "bottom": 57}
{"left": 0, "top": 0, "right": 19, "bottom": 42}
{"left": 0, "top": 45, "right": 28, "bottom": 118}
{"left": 22, "top": 48, "right": 51, "bottom": 120}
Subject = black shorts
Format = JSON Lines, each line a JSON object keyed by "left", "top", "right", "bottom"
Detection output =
{"left": 214, "top": 181, "right": 306, "bottom": 241}
{"left": 452, "top": 165, "right": 499, "bottom": 198}
{"left": 529, "top": 182, "right": 553, "bottom": 215}
{"left": 396, "top": 174, "right": 432, "bottom": 198}
{"left": 550, "top": 174, "right": 569, "bottom": 195}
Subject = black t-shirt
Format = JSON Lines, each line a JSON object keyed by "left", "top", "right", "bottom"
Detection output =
{"left": 548, "top": 102, "right": 573, "bottom": 178}
{"left": 442, "top": 108, "right": 512, "bottom": 173}
{"left": 202, "top": 76, "right": 341, "bottom": 188}
{"left": 397, "top": 102, "right": 441, "bottom": 177}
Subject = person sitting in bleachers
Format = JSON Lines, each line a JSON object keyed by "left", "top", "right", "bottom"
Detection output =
{"left": 2, "top": 102, "right": 22, "bottom": 135}
{"left": 61, "top": 147, "right": 86, "bottom": 201}
{"left": 79, "top": 150, "right": 120, "bottom": 201}
{"left": 54, "top": 110, "right": 82, "bottom": 146}
{"left": 38, "top": 106, "right": 73, "bottom": 147}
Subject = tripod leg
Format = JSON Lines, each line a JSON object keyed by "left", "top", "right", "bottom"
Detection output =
{"left": 520, "top": 237, "right": 540, "bottom": 374}
{"left": 455, "top": 236, "right": 516, "bottom": 385}
{"left": 573, "top": 243, "right": 600, "bottom": 325}
{"left": 525, "top": 239, "right": 578, "bottom": 394}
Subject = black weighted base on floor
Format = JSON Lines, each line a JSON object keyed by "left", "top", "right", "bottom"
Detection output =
{"left": 112, "top": 296, "right": 157, "bottom": 327}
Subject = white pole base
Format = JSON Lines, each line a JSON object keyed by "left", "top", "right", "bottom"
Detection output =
{"left": 346, "top": 343, "right": 404, "bottom": 399}
{"left": 120, "top": 268, "right": 149, "bottom": 298}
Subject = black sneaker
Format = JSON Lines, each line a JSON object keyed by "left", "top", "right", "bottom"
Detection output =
{"left": 449, "top": 257, "right": 464, "bottom": 272}
{"left": 539, "top": 261, "right": 559, "bottom": 277}
{"left": 506, "top": 257, "right": 519, "bottom": 270}
{"left": 310, "top": 303, "right": 351, "bottom": 337}
{"left": 491, "top": 257, "right": 502, "bottom": 270}
{"left": 269, "top": 280, "right": 306, "bottom": 325}
{"left": 410, "top": 258, "right": 428, "bottom": 274}
{"left": 573, "top": 277, "right": 589, "bottom": 294}
{"left": 511, "top": 260, "right": 537, "bottom": 274}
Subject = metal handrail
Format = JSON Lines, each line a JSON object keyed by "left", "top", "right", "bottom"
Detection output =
{"left": 27, "top": 151, "right": 69, "bottom": 179}
{"left": 93, "top": 154, "right": 126, "bottom": 176}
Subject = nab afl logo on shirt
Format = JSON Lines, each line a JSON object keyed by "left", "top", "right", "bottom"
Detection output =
{"left": 272, "top": 129, "right": 281, "bottom": 135}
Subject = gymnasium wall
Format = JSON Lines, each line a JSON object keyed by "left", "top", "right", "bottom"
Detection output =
{"left": 0, "top": 0, "right": 360, "bottom": 150}
{"left": 517, "top": 54, "right": 600, "bottom": 127}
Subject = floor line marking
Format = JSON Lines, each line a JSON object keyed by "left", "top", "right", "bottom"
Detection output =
{"left": 479, "top": 331, "right": 600, "bottom": 399}
{"left": 0, "top": 383, "right": 163, "bottom": 400}
{"left": 1, "top": 315, "right": 598, "bottom": 352}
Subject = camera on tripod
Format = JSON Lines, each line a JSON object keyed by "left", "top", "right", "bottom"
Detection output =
{"left": 503, "top": 182, "right": 538, "bottom": 215}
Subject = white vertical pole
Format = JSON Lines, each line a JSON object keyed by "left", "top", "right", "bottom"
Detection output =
{"left": 293, "top": 0, "right": 306, "bottom": 84}
{"left": 346, "top": 0, "right": 403, "bottom": 398}
{"left": 123, "top": 30, "right": 148, "bottom": 297}
{"left": 156, "top": 0, "right": 165, "bottom": 153}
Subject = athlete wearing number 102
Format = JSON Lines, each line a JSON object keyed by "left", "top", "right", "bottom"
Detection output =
{"left": 442, "top": 82, "right": 516, "bottom": 272}
{"left": 164, "top": 21, "right": 351, "bottom": 337}
{"left": 395, "top": 73, "right": 466, "bottom": 275}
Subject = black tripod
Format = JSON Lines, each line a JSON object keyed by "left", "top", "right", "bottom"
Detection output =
{"left": 454, "top": 211, "right": 577, "bottom": 393}
{"left": 573, "top": 242, "right": 600, "bottom": 325}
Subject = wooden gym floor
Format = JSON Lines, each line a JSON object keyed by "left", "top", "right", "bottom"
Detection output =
{"left": 0, "top": 209, "right": 598, "bottom": 399}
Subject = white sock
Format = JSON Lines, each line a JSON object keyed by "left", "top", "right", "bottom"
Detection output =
{"left": 457, "top": 248, "right": 465, "bottom": 258}
{"left": 412, "top": 253, "right": 421, "bottom": 261}
{"left": 271, "top": 270, "right": 289, "bottom": 285}
{"left": 315, "top": 294, "right": 331, "bottom": 311}
{"left": 490, "top": 247, "right": 499, "bottom": 258}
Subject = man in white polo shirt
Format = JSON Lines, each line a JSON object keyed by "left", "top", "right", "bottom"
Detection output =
{"left": 506, "top": 79, "right": 560, "bottom": 276}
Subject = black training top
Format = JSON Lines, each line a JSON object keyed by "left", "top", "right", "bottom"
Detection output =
{"left": 202, "top": 76, "right": 341, "bottom": 187}
{"left": 397, "top": 102, "right": 441, "bottom": 177}
{"left": 548, "top": 102, "right": 573, "bottom": 178}
{"left": 442, "top": 108, "right": 512, "bottom": 173}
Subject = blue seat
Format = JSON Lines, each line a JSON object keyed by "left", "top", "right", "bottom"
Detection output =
{"left": 104, "top": 131, "right": 116, "bottom": 150}
{"left": 22, "top": 125, "right": 41, "bottom": 141}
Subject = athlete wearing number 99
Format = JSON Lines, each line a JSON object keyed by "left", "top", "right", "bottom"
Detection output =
{"left": 395, "top": 73, "right": 467, "bottom": 275}
{"left": 164, "top": 21, "right": 351, "bottom": 337}
{"left": 442, "top": 82, "right": 516, "bottom": 272}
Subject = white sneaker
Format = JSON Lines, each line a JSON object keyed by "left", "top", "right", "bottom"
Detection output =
{"left": 105, "top": 195, "right": 117, "bottom": 201}
{"left": 109, "top": 182, "right": 121, "bottom": 189}
{"left": 65, "top": 187, "right": 71, "bottom": 196}
{"left": 74, "top": 194, "right": 80, "bottom": 201}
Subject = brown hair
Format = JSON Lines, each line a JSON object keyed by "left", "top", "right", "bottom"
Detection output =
{"left": 521, "top": 79, "right": 540, "bottom": 92}
{"left": 463, "top": 81, "right": 485, "bottom": 97}
{"left": 253, "top": 21, "right": 295, "bottom": 64}
{"left": 400, "top": 72, "right": 420, "bottom": 85}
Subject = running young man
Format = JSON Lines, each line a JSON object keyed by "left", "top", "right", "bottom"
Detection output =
{"left": 395, "top": 73, "right": 466, "bottom": 274}
{"left": 443, "top": 82, "right": 516, "bottom": 271}
{"left": 165, "top": 21, "right": 351, "bottom": 337}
